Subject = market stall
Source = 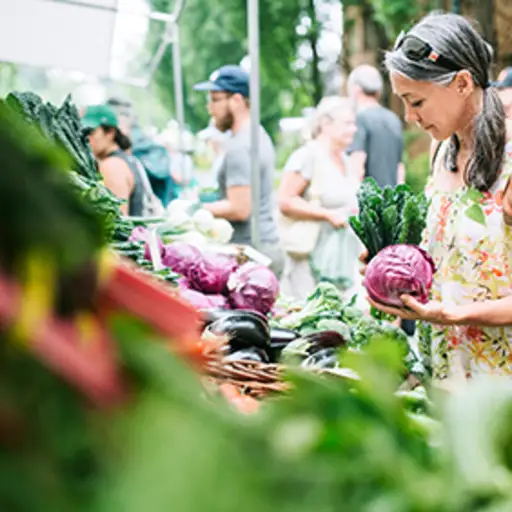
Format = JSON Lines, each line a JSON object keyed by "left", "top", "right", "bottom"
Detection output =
{"left": 3, "top": 86, "right": 512, "bottom": 512}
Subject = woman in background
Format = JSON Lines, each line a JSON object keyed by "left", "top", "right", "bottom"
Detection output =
{"left": 278, "top": 97, "right": 362, "bottom": 301}
{"left": 82, "top": 104, "right": 144, "bottom": 216}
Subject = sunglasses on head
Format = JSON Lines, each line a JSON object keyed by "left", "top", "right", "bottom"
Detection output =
{"left": 394, "top": 32, "right": 461, "bottom": 72}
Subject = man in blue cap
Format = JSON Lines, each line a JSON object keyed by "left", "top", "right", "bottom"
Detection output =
{"left": 194, "top": 65, "right": 283, "bottom": 276}
{"left": 493, "top": 67, "right": 512, "bottom": 120}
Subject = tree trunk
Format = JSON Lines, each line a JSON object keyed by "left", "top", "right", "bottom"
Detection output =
{"left": 307, "top": 0, "right": 323, "bottom": 105}
{"left": 462, "top": 0, "right": 499, "bottom": 73}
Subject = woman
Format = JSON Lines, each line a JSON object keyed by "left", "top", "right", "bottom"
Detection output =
{"left": 278, "top": 97, "right": 362, "bottom": 301}
{"left": 367, "top": 12, "right": 512, "bottom": 379}
{"left": 82, "top": 104, "right": 144, "bottom": 216}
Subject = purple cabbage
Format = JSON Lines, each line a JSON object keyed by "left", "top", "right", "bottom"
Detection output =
{"left": 364, "top": 244, "right": 435, "bottom": 307}
{"left": 227, "top": 262, "right": 279, "bottom": 315}
{"left": 178, "top": 288, "right": 230, "bottom": 310}
{"left": 188, "top": 254, "right": 238, "bottom": 295}
{"left": 178, "top": 288, "right": 214, "bottom": 309}
{"left": 205, "top": 294, "right": 230, "bottom": 309}
{"left": 162, "top": 242, "right": 203, "bottom": 278}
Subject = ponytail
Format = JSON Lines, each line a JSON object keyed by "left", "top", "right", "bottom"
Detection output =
{"left": 114, "top": 128, "right": 132, "bottom": 152}
{"left": 444, "top": 86, "right": 506, "bottom": 191}
{"left": 100, "top": 125, "right": 132, "bottom": 152}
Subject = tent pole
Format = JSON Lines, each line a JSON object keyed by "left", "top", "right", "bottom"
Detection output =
{"left": 248, "top": 0, "right": 261, "bottom": 249}
{"left": 171, "top": 23, "right": 188, "bottom": 182}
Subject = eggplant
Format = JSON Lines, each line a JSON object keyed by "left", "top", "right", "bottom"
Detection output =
{"left": 207, "top": 311, "right": 270, "bottom": 351}
{"left": 224, "top": 347, "right": 269, "bottom": 363}
{"left": 201, "top": 308, "right": 268, "bottom": 328}
{"left": 302, "top": 331, "right": 347, "bottom": 355}
{"left": 266, "top": 327, "right": 301, "bottom": 363}
{"left": 200, "top": 308, "right": 233, "bottom": 328}
{"left": 301, "top": 347, "right": 338, "bottom": 369}
{"left": 270, "top": 327, "right": 300, "bottom": 344}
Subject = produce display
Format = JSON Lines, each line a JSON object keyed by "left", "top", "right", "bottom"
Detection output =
{"left": 164, "top": 199, "right": 234, "bottom": 245}
{"left": 5, "top": 87, "right": 512, "bottom": 512}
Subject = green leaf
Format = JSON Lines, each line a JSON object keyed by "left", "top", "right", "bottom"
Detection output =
{"left": 463, "top": 188, "right": 485, "bottom": 203}
{"left": 465, "top": 203, "right": 486, "bottom": 225}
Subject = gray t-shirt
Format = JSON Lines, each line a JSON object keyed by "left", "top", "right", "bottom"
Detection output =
{"left": 349, "top": 105, "right": 403, "bottom": 188}
{"left": 217, "top": 124, "right": 278, "bottom": 244}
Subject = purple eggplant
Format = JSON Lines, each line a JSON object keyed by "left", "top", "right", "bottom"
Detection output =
{"left": 207, "top": 311, "right": 270, "bottom": 351}
{"left": 266, "top": 327, "right": 301, "bottom": 363}
{"left": 302, "top": 331, "right": 347, "bottom": 355}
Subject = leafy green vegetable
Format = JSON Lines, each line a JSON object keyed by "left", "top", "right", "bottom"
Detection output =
{"left": 276, "top": 283, "right": 418, "bottom": 373}
{"left": 0, "top": 100, "right": 106, "bottom": 275}
{"left": 278, "top": 282, "right": 345, "bottom": 331}
{"left": 4, "top": 91, "right": 135, "bottom": 243}
{"left": 349, "top": 177, "right": 429, "bottom": 260}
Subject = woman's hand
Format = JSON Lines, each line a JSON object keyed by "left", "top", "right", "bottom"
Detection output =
{"left": 324, "top": 209, "right": 347, "bottom": 229}
{"left": 368, "top": 294, "right": 460, "bottom": 325}
{"left": 359, "top": 248, "right": 369, "bottom": 276}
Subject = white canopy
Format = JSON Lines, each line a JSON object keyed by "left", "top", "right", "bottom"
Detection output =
{"left": 0, "top": 0, "right": 120, "bottom": 77}
{"left": 0, "top": 0, "right": 178, "bottom": 81}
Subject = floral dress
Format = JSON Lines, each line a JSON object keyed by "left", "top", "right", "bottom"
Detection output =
{"left": 421, "top": 142, "right": 512, "bottom": 379}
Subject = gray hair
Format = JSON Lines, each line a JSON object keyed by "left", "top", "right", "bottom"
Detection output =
{"left": 309, "top": 96, "right": 355, "bottom": 139}
{"left": 348, "top": 65, "right": 384, "bottom": 96}
{"left": 385, "top": 12, "right": 505, "bottom": 192}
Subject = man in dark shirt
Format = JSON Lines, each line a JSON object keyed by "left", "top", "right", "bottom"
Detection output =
{"left": 348, "top": 65, "right": 405, "bottom": 188}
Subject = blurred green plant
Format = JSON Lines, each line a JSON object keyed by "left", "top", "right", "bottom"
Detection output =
{"left": 147, "top": 0, "right": 337, "bottom": 139}
{"left": 405, "top": 152, "right": 430, "bottom": 194}
{"left": 403, "top": 129, "right": 430, "bottom": 194}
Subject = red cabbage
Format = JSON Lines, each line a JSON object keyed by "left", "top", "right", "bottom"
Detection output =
{"left": 227, "top": 262, "right": 279, "bottom": 315}
{"left": 364, "top": 244, "right": 435, "bottom": 307}
{"left": 178, "top": 288, "right": 230, "bottom": 310}
{"left": 206, "top": 294, "right": 230, "bottom": 309}
{"left": 162, "top": 242, "right": 203, "bottom": 278}
{"left": 178, "top": 288, "right": 214, "bottom": 309}
{"left": 188, "top": 253, "right": 238, "bottom": 294}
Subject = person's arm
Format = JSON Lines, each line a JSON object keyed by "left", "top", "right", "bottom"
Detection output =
{"left": 206, "top": 186, "right": 251, "bottom": 221}
{"left": 451, "top": 296, "right": 512, "bottom": 326}
{"left": 99, "top": 157, "right": 134, "bottom": 215}
{"left": 349, "top": 151, "right": 367, "bottom": 182}
{"left": 397, "top": 162, "right": 406, "bottom": 184}
{"left": 203, "top": 147, "right": 252, "bottom": 222}
{"left": 278, "top": 171, "right": 329, "bottom": 221}
{"left": 278, "top": 149, "right": 347, "bottom": 229}
{"left": 367, "top": 293, "right": 512, "bottom": 328}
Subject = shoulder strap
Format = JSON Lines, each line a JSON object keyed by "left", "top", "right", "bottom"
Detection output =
{"left": 133, "top": 158, "right": 157, "bottom": 197}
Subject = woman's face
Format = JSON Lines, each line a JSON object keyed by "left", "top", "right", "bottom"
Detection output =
{"left": 323, "top": 109, "right": 357, "bottom": 148}
{"left": 87, "top": 127, "right": 113, "bottom": 159}
{"left": 390, "top": 71, "right": 473, "bottom": 140}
